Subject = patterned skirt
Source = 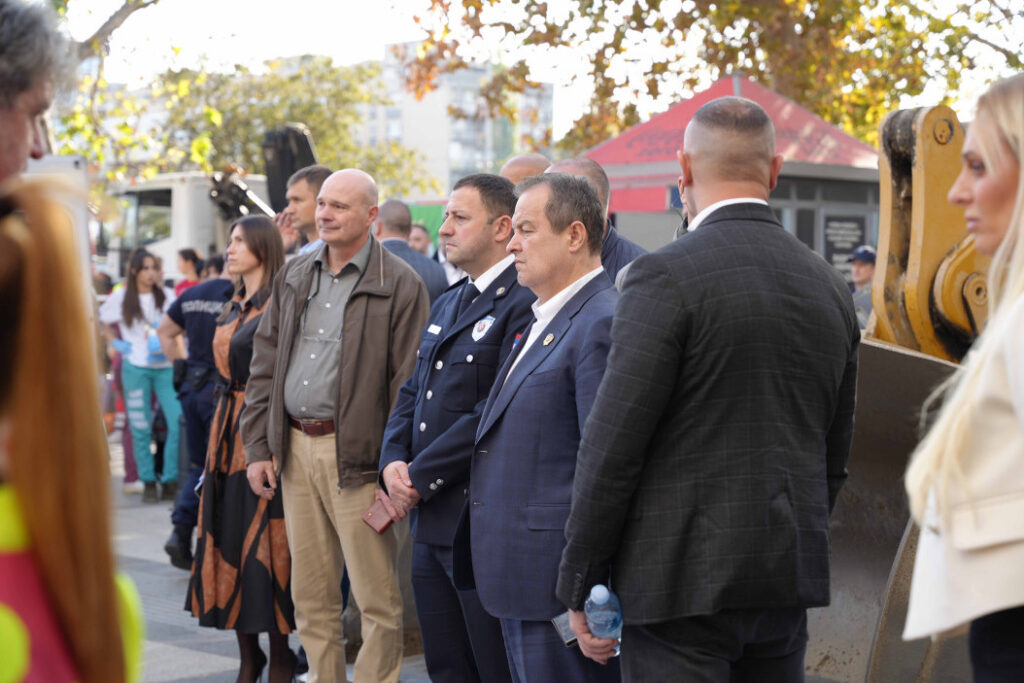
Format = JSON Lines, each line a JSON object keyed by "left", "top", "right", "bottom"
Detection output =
{"left": 186, "top": 385, "right": 295, "bottom": 633}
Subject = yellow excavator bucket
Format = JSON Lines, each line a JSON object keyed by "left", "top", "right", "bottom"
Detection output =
{"left": 805, "top": 106, "right": 987, "bottom": 682}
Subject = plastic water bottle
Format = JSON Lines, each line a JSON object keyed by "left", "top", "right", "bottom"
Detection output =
{"left": 584, "top": 584, "right": 622, "bottom": 656}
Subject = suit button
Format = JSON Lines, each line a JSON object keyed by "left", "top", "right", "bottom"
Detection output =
{"left": 435, "top": 360, "right": 444, "bottom": 370}
{"left": 426, "top": 390, "right": 433, "bottom": 400}
{"left": 436, "top": 478, "right": 444, "bottom": 485}
{"left": 466, "top": 354, "right": 474, "bottom": 362}
{"left": 419, "top": 422, "right": 426, "bottom": 432}
{"left": 429, "top": 483, "right": 438, "bottom": 491}
{"left": 463, "top": 488, "right": 468, "bottom": 495}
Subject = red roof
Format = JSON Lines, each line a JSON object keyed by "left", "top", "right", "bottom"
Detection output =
{"left": 586, "top": 76, "right": 878, "bottom": 169}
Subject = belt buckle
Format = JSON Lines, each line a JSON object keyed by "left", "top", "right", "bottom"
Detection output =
{"left": 297, "top": 418, "right": 322, "bottom": 435}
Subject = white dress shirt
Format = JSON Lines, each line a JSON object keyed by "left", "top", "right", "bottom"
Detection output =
{"left": 467, "top": 254, "right": 514, "bottom": 298}
{"left": 505, "top": 266, "right": 605, "bottom": 381}
{"left": 687, "top": 197, "right": 768, "bottom": 233}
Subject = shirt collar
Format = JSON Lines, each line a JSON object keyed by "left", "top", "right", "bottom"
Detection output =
{"left": 238, "top": 286, "right": 270, "bottom": 312}
{"left": 687, "top": 197, "right": 768, "bottom": 233}
{"left": 531, "top": 266, "right": 605, "bottom": 323}
{"left": 299, "top": 238, "right": 323, "bottom": 255}
{"left": 469, "top": 254, "right": 514, "bottom": 294}
{"left": 314, "top": 236, "right": 372, "bottom": 275}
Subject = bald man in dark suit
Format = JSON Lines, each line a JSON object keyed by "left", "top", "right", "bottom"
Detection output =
{"left": 558, "top": 97, "right": 859, "bottom": 682}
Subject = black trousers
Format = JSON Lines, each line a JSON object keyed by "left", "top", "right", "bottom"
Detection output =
{"left": 970, "top": 605, "right": 1024, "bottom": 682}
{"left": 412, "top": 541, "right": 512, "bottom": 683}
{"left": 621, "top": 607, "right": 807, "bottom": 683}
{"left": 171, "top": 380, "right": 216, "bottom": 528}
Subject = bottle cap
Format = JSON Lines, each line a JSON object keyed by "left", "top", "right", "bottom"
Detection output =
{"left": 589, "top": 584, "right": 610, "bottom": 605}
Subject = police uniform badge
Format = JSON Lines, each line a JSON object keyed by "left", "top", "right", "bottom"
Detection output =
{"left": 472, "top": 315, "right": 495, "bottom": 341}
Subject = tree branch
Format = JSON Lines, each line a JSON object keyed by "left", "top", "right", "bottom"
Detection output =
{"left": 75, "top": 0, "right": 162, "bottom": 63}
{"left": 908, "top": 1, "right": 1023, "bottom": 69}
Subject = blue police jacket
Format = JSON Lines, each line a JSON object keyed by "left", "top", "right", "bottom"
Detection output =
{"left": 379, "top": 262, "right": 535, "bottom": 546}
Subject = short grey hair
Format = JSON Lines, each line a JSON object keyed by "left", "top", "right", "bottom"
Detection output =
{"left": 0, "top": 0, "right": 71, "bottom": 109}
{"left": 516, "top": 173, "right": 605, "bottom": 254}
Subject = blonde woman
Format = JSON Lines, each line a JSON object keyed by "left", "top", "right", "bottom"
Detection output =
{"left": 0, "top": 181, "right": 142, "bottom": 682}
{"left": 904, "top": 73, "right": 1024, "bottom": 678}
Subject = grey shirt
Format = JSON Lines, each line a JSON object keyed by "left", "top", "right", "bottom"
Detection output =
{"left": 283, "top": 238, "right": 372, "bottom": 419}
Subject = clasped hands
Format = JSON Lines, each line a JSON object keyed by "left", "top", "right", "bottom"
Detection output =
{"left": 380, "top": 461, "right": 421, "bottom": 521}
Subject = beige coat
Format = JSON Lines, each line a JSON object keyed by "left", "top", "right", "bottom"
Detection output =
{"left": 241, "top": 236, "right": 429, "bottom": 489}
{"left": 904, "top": 295, "right": 1024, "bottom": 639}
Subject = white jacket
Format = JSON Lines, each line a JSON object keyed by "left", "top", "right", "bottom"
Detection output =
{"left": 904, "top": 295, "right": 1024, "bottom": 639}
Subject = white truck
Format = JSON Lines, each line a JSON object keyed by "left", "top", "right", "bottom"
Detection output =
{"left": 102, "top": 172, "right": 271, "bottom": 282}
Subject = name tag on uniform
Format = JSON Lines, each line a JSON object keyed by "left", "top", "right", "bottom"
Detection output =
{"left": 427, "top": 324, "right": 442, "bottom": 335}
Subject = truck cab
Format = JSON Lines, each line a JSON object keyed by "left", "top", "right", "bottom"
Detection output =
{"left": 105, "top": 172, "right": 269, "bottom": 282}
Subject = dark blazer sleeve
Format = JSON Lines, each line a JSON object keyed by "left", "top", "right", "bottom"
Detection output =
{"left": 825, "top": 328, "right": 859, "bottom": 512}
{"left": 379, "top": 358, "right": 420, "bottom": 480}
{"left": 557, "top": 255, "right": 685, "bottom": 610}
{"left": 388, "top": 274, "right": 430, "bottom": 412}
{"left": 405, "top": 300, "right": 534, "bottom": 500}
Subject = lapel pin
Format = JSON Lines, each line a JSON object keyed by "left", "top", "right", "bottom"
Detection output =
{"left": 496, "top": 286, "right": 506, "bottom": 295}
{"left": 543, "top": 333, "right": 554, "bottom": 346}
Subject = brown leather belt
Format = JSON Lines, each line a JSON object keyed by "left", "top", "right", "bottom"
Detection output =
{"left": 288, "top": 416, "right": 336, "bottom": 437}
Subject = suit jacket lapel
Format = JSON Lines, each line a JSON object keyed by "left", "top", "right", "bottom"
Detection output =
{"left": 477, "top": 273, "right": 612, "bottom": 440}
{"left": 442, "top": 264, "right": 517, "bottom": 343}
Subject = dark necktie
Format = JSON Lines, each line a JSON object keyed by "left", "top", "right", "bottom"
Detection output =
{"left": 457, "top": 282, "right": 477, "bottom": 318}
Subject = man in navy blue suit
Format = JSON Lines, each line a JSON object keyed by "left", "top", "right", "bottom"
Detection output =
{"left": 374, "top": 198, "right": 449, "bottom": 302}
{"left": 465, "top": 173, "right": 621, "bottom": 681}
{"left": 379, "top": 174, "right": 534, "bottom": 682}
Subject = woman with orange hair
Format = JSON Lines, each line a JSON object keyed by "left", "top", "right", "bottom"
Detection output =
{"left": 0, "top": 181, "right": 143, "bottom": 681}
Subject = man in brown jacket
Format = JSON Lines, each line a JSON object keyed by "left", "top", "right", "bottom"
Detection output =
{"left": 242, "top": 169, "right": 430, "bottom": 683}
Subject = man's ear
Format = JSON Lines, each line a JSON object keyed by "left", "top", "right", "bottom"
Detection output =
{"left": 567, "top": 220, "right": 588, "bottom": 253}
{"left": 678, "top": 149, "right": 694, "bottom": 188}
{"left": 767, "top": 153, "right": 784, "bottom": 190}
{"left": 372, "top": 221, "right": 382, "bottom": 237}
{"left": 492, "top": 215, "right": 513, "bottom": 243}
{"left": 368, "top": 205, "right": 380, "bottom": 226}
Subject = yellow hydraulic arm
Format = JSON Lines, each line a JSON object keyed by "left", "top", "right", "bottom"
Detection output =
{"left": 872, "top": 105, "right": 990, "bottom": 362}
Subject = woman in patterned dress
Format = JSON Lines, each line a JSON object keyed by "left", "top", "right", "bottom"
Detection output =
{"left": 187, "top": 216, "right": 295, "bottom": 682}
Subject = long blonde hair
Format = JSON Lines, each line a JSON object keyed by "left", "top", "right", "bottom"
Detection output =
{"left": 0, "top": 181, "right": 125, "bottom": 682}
{"left": 905, "top": 73, "right": 1024, "bottom": 523}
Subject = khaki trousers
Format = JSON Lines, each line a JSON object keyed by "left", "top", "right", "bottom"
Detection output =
{"left": 282, "top": 428, "right": 403, "bottom": 683}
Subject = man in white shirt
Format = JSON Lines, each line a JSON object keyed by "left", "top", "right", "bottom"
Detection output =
{"left": 459, "top": 173, "right": 621, "bottom": 681}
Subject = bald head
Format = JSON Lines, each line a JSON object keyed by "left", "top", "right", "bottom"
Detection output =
{"left": 377, "top": 199, "right": 412, "bottom": 238}
{"left": 323, "top": 168, "right": 378, "bottom": 208}
{"left": 547, "top": 157, "right": 610, "bottom": 216}
{"left": 683, "top": 97, "right": 778, "bottom": 185}
{"left": 316, "top": 169, "right": 379, "bottom": 255}
{"left": 500, "top": 153, "right": 551, "bottom": 185}
{"left": 679, "top": 97, "right": 783, "bottom": 217}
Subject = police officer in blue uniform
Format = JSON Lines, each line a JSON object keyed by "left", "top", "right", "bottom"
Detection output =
{"left": 380, "top": 174, "right": 534, "bottom": 683}
{"left": 156, "top": 272, "right": 235, "bottom": 569}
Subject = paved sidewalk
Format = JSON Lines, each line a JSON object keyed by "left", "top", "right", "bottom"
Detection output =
{"left": 109, "top": 437, "right": 429, "bottom": 682}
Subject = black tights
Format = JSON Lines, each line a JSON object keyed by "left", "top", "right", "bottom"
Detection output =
{"left": 236, "top": 632, "right": 295, "bottom": 683}
{"left": 970, "top": 606, "right": 1024, "bottom": 683}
